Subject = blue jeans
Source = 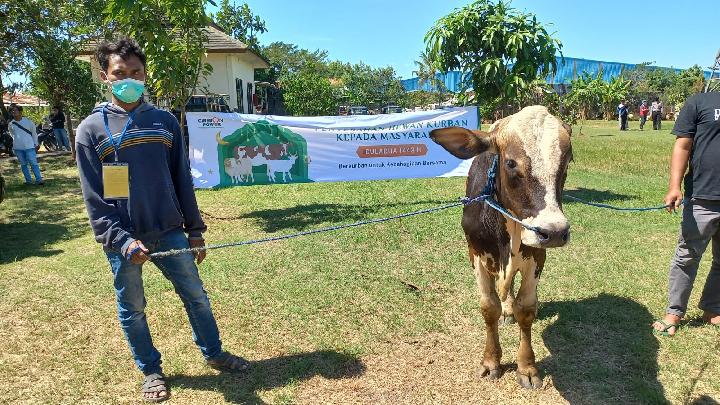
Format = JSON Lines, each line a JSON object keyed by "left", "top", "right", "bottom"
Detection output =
{"left": 14, "top": 148, "right": 43, "bottom": 184}
{"left": 53, "top": 128, "right": 71, "bottom": 150}
{"left": 105, "top": 229, "right": 222, "bottom": 375}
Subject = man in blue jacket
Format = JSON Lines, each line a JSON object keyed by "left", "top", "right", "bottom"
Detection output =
{"left": 75, "top": 37, "right": 248, "bottom": 403}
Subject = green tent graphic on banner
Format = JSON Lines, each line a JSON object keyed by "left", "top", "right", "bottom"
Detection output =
{"left": 216, "top": 120, "right": 310, "bottom": 186}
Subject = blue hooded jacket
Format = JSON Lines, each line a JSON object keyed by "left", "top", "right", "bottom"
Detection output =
{"left": 75, "top": 101, "right": 206, "bottom": 256}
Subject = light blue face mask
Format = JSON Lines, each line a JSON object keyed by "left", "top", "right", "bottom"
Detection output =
{"left": 110, "top": 78, "right": 145, "bottom": 103}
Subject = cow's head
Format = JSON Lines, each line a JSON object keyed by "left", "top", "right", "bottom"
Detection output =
{"left": 430, "top": 106, "right": 572, "bottom": 248}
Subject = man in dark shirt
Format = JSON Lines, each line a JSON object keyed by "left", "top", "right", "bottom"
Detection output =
{"left": 49, "top": 106, "right": 71, "bottom": 151}
{"left": 652, "top": 92, "right": 720, "bottom": 336}
{"left": 266, "top": 81, "right": 287, "bottom": 115}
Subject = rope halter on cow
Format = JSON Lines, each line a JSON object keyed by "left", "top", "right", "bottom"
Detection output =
{"left": 459, "top": 154, "right": 543, "bottom": 234}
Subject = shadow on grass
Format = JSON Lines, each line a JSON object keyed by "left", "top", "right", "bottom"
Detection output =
{"left": 202, "top": 200, "right": 453, "bottom": 233}
{"left": 172, "top": 350, "right": 365, "bottom": 404}
{"left": 0, "top": 222, "right": 66, "bottom": 264}
{"left": 564, "top": 187, "right": 633, "bottom": 204}
{"left": 690, "top": 395, "right": 719, "bottom": 405}
{"left": 539, "top": 294, "right": 668, "bottom": 404}
{"left": 1, "top": 156, "right": 87, "bottom": 264}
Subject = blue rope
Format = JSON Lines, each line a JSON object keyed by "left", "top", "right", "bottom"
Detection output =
{"left": 564, "top": 195, "right": 681, "bottom": 211}
{"left": 149, "top": 201, "right": 463, "bottom": 259}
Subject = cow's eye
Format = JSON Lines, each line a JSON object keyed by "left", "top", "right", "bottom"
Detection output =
{"left": 505, "top": 159, "right": 517, "bottom": 169}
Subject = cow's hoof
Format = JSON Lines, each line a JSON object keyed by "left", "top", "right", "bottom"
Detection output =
{"left": 516, "top": 371, "right": 543, "bottom": 389}
{"left": 478, "top": 365, "right": 502, "bottom": 380}
{"left": 500, "top": 314, "right": 515, "bottom": 325}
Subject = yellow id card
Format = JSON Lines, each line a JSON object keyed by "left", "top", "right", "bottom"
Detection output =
{"left": 102, "top": 163, "right": 130, "bottom": 199}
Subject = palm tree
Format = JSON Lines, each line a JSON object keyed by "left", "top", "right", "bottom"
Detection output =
{"left": 413, "top": 51, "right": 447, "bottom": 104}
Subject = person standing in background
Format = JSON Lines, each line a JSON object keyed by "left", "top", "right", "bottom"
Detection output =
{"left": 49, "top": 106, "right": 72, "bottom": 151}
{"left": 639, "top": 100, "right": 650, "bottom": 130}
{"left": 617, "top": 100, "right": 629, "bottom": 130}
{"left": 8, "top": 105, "right": 44, "bottom": 185}
{"left": 652, "top": 97, "right": 664, "bottom": 130}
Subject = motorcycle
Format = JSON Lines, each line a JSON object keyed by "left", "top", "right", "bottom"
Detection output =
{"left": 0, "top": 127, "right": 13, "bottom": 157}
{"left": 36, "top": 125, "right": 59, "bottom": 152}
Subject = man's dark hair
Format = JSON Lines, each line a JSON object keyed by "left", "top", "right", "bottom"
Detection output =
{"left": 96, "top": 37, "right": 147, "bottom": 72}
{"left": 11, "top": 104, "right": 22, "bottom": 112}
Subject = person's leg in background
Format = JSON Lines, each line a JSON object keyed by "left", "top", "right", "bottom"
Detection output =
{"left": 699, "top": 208, "right": 720, "bottom": 323}
{"left": 24, "top": 148, "right": 43, "bottom": 184}
{"left": 14, "top": 148, "right": 33, "bottom": 184}
{"left": 54, "top": 128, "right": 71, "bottom": 151}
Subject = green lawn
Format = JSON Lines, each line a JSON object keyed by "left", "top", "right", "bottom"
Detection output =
{"left": 0, "top": 120, "right": 718, "bottom": 404}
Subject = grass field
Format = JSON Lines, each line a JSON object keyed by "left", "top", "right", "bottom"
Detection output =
{"left": 0, "top": 120, "right": 718, "bottom": 404}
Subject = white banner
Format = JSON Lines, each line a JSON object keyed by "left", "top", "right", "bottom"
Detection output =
{"left": 187, "top": 107, "right": 478, "bottom": 188}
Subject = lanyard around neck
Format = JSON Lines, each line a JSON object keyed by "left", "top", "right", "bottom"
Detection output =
{"left": 102, "top": 106, "right": 136, "bottom": 161}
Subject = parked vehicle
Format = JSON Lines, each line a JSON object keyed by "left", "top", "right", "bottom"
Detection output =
{"left": 0, "top": 126, "right": 13, "bottom": 157}
{"left": 381, "top": 105, "right": 403, "bottom": 114}
{"left": 36, "top": 124, "right": 59, "bottom": 152}
{"left": 348, "top": 106, "right": 369, "bottom": 115}
{"left": 185, "top": 94, "right": 231, "bottom": 113}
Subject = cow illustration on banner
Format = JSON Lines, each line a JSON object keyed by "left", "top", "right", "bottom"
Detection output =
{"left": 216, "top": 120, "right": 310, "bottom": 186}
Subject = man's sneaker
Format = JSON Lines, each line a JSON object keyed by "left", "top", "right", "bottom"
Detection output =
{"left": 36, "top": 181, "right": 44, "bottom": 186}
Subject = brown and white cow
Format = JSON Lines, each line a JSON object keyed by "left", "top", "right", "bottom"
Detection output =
{"left": 430, "top": 105, "right": 572, "bottom": 389}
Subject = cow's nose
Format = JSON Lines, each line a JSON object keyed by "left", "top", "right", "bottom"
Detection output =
{"left": 535, "top": 224, "right": 570, "bottom": 247}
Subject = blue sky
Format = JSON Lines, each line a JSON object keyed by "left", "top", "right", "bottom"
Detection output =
{"left": 210, "top": 0, "right": 718, "bottom": 78}
{"left": 5, "top": 0, "right": 717, "bottom": 88}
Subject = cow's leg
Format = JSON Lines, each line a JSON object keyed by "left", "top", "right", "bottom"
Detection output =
{"left": 496, "top": 269, "right": 516, "bottom": 325}
{"left": 471, "top": 245, "right": 503, "bottom": 380}
{"left": 513, "top": 247, "right": 546, "bottom": 389}
{"left": 287, "top": 171, "right": 292, "bottom": 181}
{"left": 499, "top": 222, "right": 521, "bottom": 325}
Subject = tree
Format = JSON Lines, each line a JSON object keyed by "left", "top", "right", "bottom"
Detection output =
{"left": 425, "top": 0, "right": 561, "bottom": 116}
{"left": 413, "top": 50, "right": 446, "bottom": 103}
{"left": 213, "top": 0, "right": 266, "bottom": 50}
{"left": 257, "top": 41, "right": 408, "bottom": 115}
{"left": 258, "top": 42, "right": 328, "bottom": 82}
{"left": 28, "top": 40, "right": 101, "bottom": 120}
{"left": 106, "top": 0, "right": 214, "bottom": 130}
{"left": 9, "top": 0, "right": 106, "bottom": 153}
{"left": 597, "top": 75, "right": 630, "bottom": 120}
{"left": 0, "top": 3, "right": 34, "bottom": 118}
{"left": 666, "top": 65, "right": 705, "bottom": 109}
{"left": 282, "top": 71, "right": 336, "bottom": 116}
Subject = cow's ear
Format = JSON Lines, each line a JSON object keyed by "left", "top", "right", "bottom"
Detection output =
{"left": 430, "top": 127, "right": 495, "bottom": 159}
{"left": 562, "top": 122, "right": 572, "bottom": 137}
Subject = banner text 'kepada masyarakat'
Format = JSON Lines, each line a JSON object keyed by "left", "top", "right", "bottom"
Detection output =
{"left": 187, "top": 107, "right": 477, "bottom": 188}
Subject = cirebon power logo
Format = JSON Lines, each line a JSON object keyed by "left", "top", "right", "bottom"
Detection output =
{"left": 198, "top": 116, "right": 224, "bottom": 128}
